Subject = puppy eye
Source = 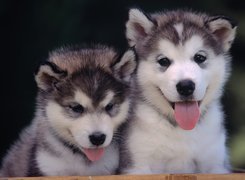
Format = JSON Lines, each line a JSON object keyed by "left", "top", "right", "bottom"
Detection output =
{"left": 105, "top": 103, "right": 114, "bottom": 112}
{"left": 69, "top": 104, "right": 84, "bottom": 113}
{"left": 194, "top": 53, "right": 207, "bottom": 64}
{"left": 157, "top": 57, "right": 171, "bottom": 67}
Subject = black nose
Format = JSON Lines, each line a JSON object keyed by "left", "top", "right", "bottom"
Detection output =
{"left": 89, "top": 132, "right": 106, "bottom": 146}
{"left": 176, "top": 80, "right": 195, "bottom": 97}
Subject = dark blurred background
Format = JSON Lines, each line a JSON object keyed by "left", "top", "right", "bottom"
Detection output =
{"left": 1, "top": 0, "right": 245, "bottom": 170}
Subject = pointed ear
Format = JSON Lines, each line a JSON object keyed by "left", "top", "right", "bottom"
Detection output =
{"left": 112, "top": 49, "right": 136, "bottom": 82}
{"left": 206, "top": 16, "right": 237, "bottom": 52}
{"left": 35, "top": 61, "right": 67, "bottom": 91}
{"left": 126, "top": 8, "right": 155, "bottom": 47}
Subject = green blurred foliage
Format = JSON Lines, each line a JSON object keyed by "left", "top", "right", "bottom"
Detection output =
{"left": 0, "top": 0, "right": 244, "bottom": 169}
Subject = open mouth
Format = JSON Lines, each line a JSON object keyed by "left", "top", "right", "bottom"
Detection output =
{"left": 82, "top": 147, "right": 105, "bottom": 162}
{"left": 156, "top": 87, "right": 201, "bottom": 130}
{"left": 173, "top": 101, "right": 201, "bottom": 130}
{"left": 170, "top": 101, "right": 201, "bottom": 109}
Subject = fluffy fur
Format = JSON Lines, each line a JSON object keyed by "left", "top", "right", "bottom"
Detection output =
{"left": 119, "top": 9, "right": 237, "bottom": 174}
{"left": 0, "top": 45, "right": 136, "bottom": 177}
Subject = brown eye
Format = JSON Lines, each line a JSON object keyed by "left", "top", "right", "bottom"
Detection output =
{"left": 158, "top": 57, "right": 171, "bottom": 67}
{"left": 105, "top": 103, "right": 114, "bottom": 112}
{"left": 194, "top": 53, "right": 207, "bottom": 64}
{"left": 69, "top": 104, "right": 84, "bottom": 113}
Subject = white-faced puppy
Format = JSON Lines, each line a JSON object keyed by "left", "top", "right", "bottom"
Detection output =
{"left": 119, "top": 9, "right": 237, "bottom": 174}
{"left": 0, "top": 45, "right": 136, "bottom": 177}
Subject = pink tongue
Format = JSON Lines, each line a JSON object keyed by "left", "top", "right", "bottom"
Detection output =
{"left": 83, "top": 148, "right": 105, "bottom": 162}
{"left": 174, "top": 101, "right": 200, "bottom": 130}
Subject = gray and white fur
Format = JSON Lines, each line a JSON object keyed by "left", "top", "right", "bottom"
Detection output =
{"left": 0, "top": 45, "right": 136, "bottom": 177}
{"left": 119, "top": 9, "right": 237, "bottom": 174}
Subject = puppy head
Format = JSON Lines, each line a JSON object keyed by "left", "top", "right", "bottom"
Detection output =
{"left": 35, "top": 46, "right": 136, "bottom": 160}
{"left": 126, "top": 9, "right": 237, "bottom": 130}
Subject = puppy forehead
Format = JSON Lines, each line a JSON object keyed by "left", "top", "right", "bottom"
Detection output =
{"left": 158, "top": 35, "right": 204, "bottom": 58}
{"left": 74, "top": 89, "right": 116, "bottom": 107}
{"left": 139, "top": 23, "right": 216, "bottom": 59}
{"left": 48, "top": 46, "right": 118, "bottom": 74}
{"left": 174, "top": 23, "right": 183, "bottom": 38}
{"left": 74, "top": 90, "right": 92, "bottom": 107}
{"left": 100, "top": 91, "right": 115, "bottom": 106}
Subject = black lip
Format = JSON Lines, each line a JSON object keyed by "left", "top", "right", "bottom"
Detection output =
{"left": 172, "top": 100, "right": 202, "bottom": 110}
{"left": 156, "top": 86, "right": 202, "bottom": 110}
{"left": 171, "top": 102, "right": 175, "bottom": 109}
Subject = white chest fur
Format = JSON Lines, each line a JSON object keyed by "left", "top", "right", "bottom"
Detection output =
{"left": 126, "top": 102, "right": 228, "bottom": 174}
{"left": 36, "top": 141, "right": 119, "bottom": 176}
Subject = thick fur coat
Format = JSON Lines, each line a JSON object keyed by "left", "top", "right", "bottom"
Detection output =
{"left": 119, "top": 9, "right": 237, "bottom": 174}
{"left": 0, "top": 45, "right": 136, "bottom": 177}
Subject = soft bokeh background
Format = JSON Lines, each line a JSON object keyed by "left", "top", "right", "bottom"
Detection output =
{"left": 1, "top": 0, "right": 245, "bottom": 170}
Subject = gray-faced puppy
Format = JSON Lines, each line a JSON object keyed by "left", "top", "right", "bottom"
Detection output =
{"left": 119, "top": 9, "right": 237, "bottom": 174}
{"left": 0, "top": 45, "right": 136, "bottom": 176}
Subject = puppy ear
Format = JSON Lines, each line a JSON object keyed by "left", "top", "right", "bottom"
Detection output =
{"left": 126, "top": 8, "right": 155, "bottom": 47}
{"left": 206, "top": 16, "right": 237, "bottom": 52}
{"left": 112, "top": 49, "right": 136, "bottom": 82}
{"left": 35, "top": 61, "right": 67, "bottom": 91}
